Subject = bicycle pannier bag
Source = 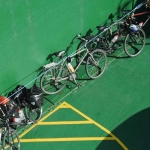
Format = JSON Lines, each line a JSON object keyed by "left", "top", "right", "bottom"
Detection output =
{"left": 27, "top": 85, "right": 43, "bottom": 108}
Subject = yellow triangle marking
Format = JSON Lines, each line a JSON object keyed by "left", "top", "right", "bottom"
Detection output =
{"left": 19, "top": 101, "right": 128, "bottom": 150}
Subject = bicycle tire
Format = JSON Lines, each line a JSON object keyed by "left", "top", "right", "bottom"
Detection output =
{"left": 86, "top": 49, "right": 107, "bottom": 79}
{"left": 25, "top": 106, "right": 42, "bottom": 123}
{"left": 2, "top": 129, "right": 20, "bottom": 150}
{"left": 40, "top": 62, "right": 69, "bottom": 95}
{"left": 124, "top": 28, "right": 146, "bottom": 57}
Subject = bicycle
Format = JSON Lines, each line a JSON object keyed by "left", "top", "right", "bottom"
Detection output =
{"left": 76, "top": 20, "right": 124, "bottom": 60}
{"left": 0, "top": 97, "right": 20, "bottom": 150}
{"left": 128, "top": 0, "right": 150, "bottom": 27}
{"left": 7, "top": 84, "right": 43, "bottom": 123}
{"left": 0, "top": 118, "right": 20, "bottom": 150}
{"left": 40, "top": 35, "right": 107, "bottom": 95}
{"left": 0, "top": 88, "right": 43, "bottom": 150}
{"left": 117, "top": 3, "right": 149, "bottom": 57}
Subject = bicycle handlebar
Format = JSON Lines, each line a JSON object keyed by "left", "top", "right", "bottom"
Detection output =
{"left": 76, "top": 34, "right": 88, "bottom": 42}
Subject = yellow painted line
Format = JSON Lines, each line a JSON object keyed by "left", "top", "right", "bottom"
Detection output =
{"left": 19, "top": 124, "right": 37, "bottom": 139}
{"left": 20, "top": 137, "right": 115, "bottom": 142}
{"left": 38, "top": 104, "right": 63, "bottom": 123}
{"left": 37, "top": 121, "right": 93, "bottom": 125}
{"left": 58, "top": 105, "right": 71, "bottom": 108}
{"left": 63, "top": 102, "right": 128, "bottom": 150}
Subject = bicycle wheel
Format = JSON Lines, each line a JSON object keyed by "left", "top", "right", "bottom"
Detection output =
{"left": 40, "top": 62, "right": 69, "bottom": 95}
{"left": 124, "top": 28, "right": 146, "bottom": 57}
{"left": 86, "top": 49, "right": 107, "bottom": 79}
{"left": 2, "top": 129, "right": 20, "bottom": 150}
{"left": 25, "top": 106, "right": 42, "bottom": 123}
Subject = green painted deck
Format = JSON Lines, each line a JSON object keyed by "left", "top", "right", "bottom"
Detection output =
{"left": 16, "top": 37, "right": 150, "bottom": 150}
{"left": 0, "top": 1, "right": 150, "bottom": 149}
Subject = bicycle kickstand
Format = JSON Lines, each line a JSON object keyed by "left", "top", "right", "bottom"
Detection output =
{"left": 69, "top": 73, "right": 81, "bottom": 88}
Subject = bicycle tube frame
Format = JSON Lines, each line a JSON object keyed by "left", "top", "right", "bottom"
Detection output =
{"left": 55, "top": 61, "right": 69, "bottom": 81}
{"left": 134, "top": 11, "right": 150, "bottom": 17}
{"left": 54, "top": 48, "right": 89, "bottom": 80}
{"left": 133, "top": 11, "right": 150, "bottom": 26}
{"left": 71, "top": 47, "right": 89, "bottom": 72}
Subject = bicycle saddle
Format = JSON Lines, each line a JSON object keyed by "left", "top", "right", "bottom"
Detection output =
{"left": 53, "top": 50, "right": 65, "bottom": 57}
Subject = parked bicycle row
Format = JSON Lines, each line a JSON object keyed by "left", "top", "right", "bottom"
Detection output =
{"left": 40, "top": 1, "right": 150, "bottom": 95}
{"left": 0, "top": 1, "right": 149, "bottom": 149}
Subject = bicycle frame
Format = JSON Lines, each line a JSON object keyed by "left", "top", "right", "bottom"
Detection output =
{"left": 134, "top": 11, "right": 150, "bottom": 26}
{"left": 0, "top": 118, "right": 20, "bottom": 150}
{"left": 71, "top": 46, "right": 89, "bottom": 72}
{"left": 54, "top": 46, "right": 90, "bottom": 81}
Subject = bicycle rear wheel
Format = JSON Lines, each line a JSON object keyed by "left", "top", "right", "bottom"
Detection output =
{"left": 40, "top": 63, "right": 69, "bottom": 95}
{"left": 124, "top": 28, "right": 146, "bottom": 57}
{"left": 25, "top": 106, "right": 42, "bottom": 123}
{"left": 86, "top": 49, "right": 107, "bottom": 79}
{"left": 2, "top": 129, "right": 20, "bottom": 150}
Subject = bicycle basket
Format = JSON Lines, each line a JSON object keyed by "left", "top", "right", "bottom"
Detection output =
{"left": 27, "top": 85, "right": 43, "bottom": 108}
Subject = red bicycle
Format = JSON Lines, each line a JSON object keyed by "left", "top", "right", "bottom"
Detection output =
{"left": 129, "top": 0, "right": 150, "bottom": 27}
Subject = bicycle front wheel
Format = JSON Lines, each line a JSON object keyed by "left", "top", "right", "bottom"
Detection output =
{"left": 86, "top": 49, "right": 107, "bottom": 79}
{"left": 2, "top": 129, "right": 20, "bottom": 150}
{"left": 25, "top": 106, "right": 42, "bottom": 123}
{"left": 124, "top": 29, "right": 146, "bottom": 57}
{"left": 40, "top": 63, "right": 69, "bottom": 95}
